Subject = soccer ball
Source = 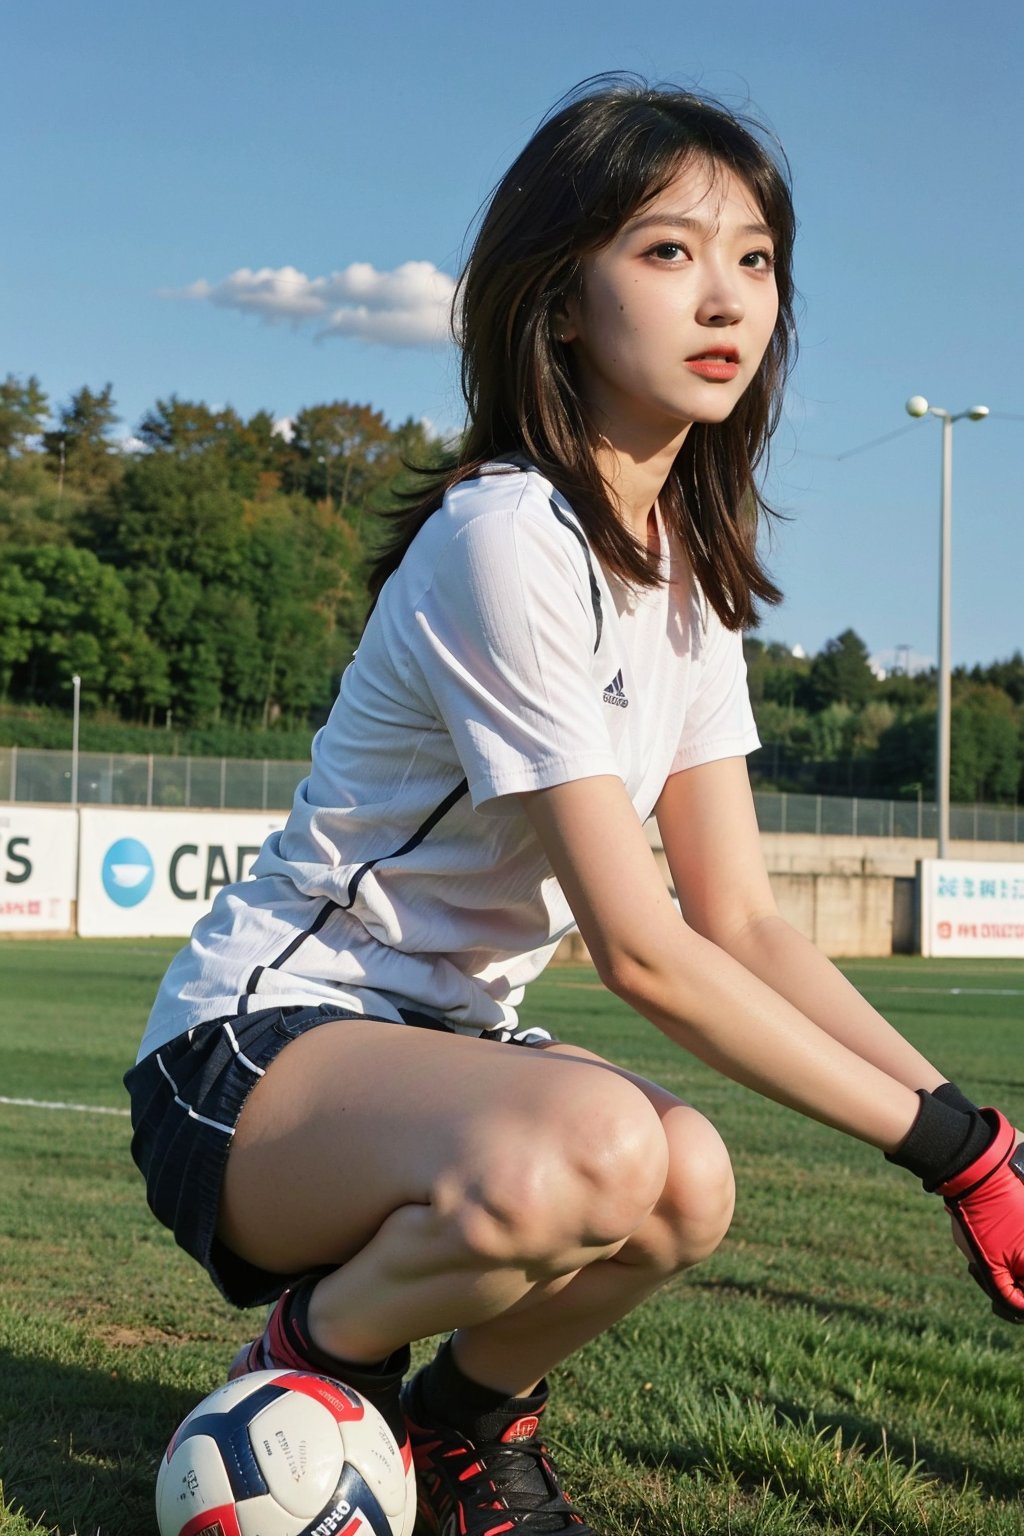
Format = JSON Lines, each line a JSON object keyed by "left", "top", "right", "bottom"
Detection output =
{"left": 156, "top": 1370, "right": 416, "bottom": 1536}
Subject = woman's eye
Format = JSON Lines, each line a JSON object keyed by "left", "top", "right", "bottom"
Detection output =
{"left": 741, "top": 248, "right": 775, "bottom": 272}
{"left": 649, "top": 242, "right": 687, "bottom": 262}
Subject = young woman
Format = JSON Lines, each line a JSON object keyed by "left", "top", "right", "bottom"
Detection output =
{"left": 126, "top": 78, "right": 1024, "bottom": 1536}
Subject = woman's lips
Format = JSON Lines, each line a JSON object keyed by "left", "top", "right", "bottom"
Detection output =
{"left": 683, "top": 355, "right": 740, "bottom": 381}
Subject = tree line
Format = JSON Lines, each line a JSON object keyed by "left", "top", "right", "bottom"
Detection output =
{"left": 744, "top": 631, "right": 1024, "bottom": 804}
{"left": 2, "top": 373, "right": 1023, "bottom": 803}
{"left": 0, "top": 374, "right": 439, "bottom": 734}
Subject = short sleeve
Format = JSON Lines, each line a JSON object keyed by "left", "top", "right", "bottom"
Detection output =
{"left": 408, "top": 499, "right": 621, "bottom": 809}
{"left": 670, "top": 615, "right": 760, "bottom": 773}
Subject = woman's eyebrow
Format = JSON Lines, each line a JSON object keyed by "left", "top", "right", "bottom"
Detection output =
{"left": 627, "top": 211, "right": 774, "bottom": 240}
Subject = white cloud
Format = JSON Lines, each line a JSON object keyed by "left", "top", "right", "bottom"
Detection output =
{"left": 419, "top": 414, "right": 464, "bottom": 448}
{"left": 167, "top": 261, "right": 456, "bottom": 349}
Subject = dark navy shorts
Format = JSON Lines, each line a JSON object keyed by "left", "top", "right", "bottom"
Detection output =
{"left": 124, "top": 1002, "right": 553, "bottom": 1310}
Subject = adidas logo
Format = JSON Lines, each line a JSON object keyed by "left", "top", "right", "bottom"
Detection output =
{"left": 602, "top": 669, "right": 629, "bottom": 708}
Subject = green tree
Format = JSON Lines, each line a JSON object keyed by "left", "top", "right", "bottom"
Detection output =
{"left": 0, "top": 561, "right": 45, "bottom": 697}
{"left": 290, "top": 401, "right": 400, "bottom": 508}
{"left": 808, "top": 629, "right": 875, "bottom": 710}
{"left": 228, "top": 409, "right": 294, "bottom": 498}
{"left": 971, "top": 652, "right": 1024, "bottom": 706}
{"left": 122, "top": 632, "right": 173, "bottom": 723}
{"left": 93, "top": 454, "right": 244, "bottom": 582}
{"left": 3, "top": 545, "right": 137, "bottom": 707}
{"left": 0, "top": 373, "right": 48, "bottom": 459}
{"left": 236, "top": 497, "right": 355, "bottom": 723}
{"left": 124, "top": 567, "right": 224, "bottom": 726}
{"left": 42, "top": 384, "right": 121, "bottom": 497}
{"left": 877, "top": 667, "right": 934, "bottom": 712}
{"left": 873, "top": 711, "right": 935, "bottom": 799}
{"left": 198, "top": 588, "right": 267, "bottom": 721}
{"left": 852, "top": 699, "right": 897, "bottom": 755}
{"left": 176, "top": 636, "right": 223, "bottom": 726}
{"left": 950, "top": 685, "right": 1020, "bottom": 803}
{"left": 744, "top": 637, "right": 809, "bottom": 709}
{"left": 137, "top": 396, "right": 242, "bottom": 459}
{"left": 809, "top": 701, "right": 857, "bottom": 765}
{"left": 0, "top": 461, "right": 79, "bottom": 546}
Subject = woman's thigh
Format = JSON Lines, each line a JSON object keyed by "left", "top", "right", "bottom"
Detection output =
{"left": 216, "top": 1018, "right": 670, "bottom": 1277}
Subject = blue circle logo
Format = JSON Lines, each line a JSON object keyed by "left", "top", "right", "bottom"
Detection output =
{"left": 102, "top": 837, "right": 155, "bottom": 907}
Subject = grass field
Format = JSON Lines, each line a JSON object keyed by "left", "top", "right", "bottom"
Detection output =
{"left": 1, "top": 940, "right": 1023, "bottom": 1535}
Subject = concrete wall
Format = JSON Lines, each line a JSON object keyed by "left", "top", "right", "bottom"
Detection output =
{"left": 555, "top": 830, "right": 1024, "bottom": 963}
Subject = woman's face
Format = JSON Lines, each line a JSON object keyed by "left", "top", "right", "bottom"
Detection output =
{"left": 561, "top": 159, "right": 780, "bottom": 452}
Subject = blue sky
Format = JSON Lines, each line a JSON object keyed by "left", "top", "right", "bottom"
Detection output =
{"left": 5, "top": 0, "right": 1023, "bottom": 669}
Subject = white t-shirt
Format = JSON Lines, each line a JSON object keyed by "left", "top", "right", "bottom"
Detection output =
{"left": 139, "top": 462, "right": 759, "bottom": 1060}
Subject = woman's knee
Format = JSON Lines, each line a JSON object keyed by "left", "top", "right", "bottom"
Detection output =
{"left": 622, "top": 1106, "right": 735, "bottom": 1275}
{"left": 438, "top": 1071, "right": 669, "bottom": 1276}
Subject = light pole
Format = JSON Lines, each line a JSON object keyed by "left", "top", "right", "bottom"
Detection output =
{"left": 70, "top": 673, "right": 81, "bottom": 806}
{"left": 905, "top": 396, "right": 989, "bottom": 859}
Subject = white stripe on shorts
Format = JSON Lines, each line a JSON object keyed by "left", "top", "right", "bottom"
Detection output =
{"left": 156, "top": 1051, "right": 234, "bottom": 1136}
{"left": 221, "top": 1019, "right": 267, "bottom": 1077}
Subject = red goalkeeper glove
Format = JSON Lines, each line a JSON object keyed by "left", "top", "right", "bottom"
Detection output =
{"left": 936, "top": 1109, "right": 1024, "bottom": 1323}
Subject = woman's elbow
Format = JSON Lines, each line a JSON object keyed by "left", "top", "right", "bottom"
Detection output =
{"left": 593, "top": 932, "right": 688, "bottom": 1012}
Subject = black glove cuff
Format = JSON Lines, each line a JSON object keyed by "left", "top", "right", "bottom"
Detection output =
{"left": 932, "top": 1080, "right": 981, "bottom": 1116}
{"left": 886, "top": 1089, "right": 993, "bottom": 1191}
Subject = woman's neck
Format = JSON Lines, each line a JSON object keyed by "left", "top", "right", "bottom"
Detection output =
{"left": 592, "top": 426, "right": 689, "bottom": 545}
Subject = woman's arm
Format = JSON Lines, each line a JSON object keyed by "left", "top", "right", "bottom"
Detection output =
{"left": 654, "top": 756, "right": 946, "bottom": 1094}
{"left": 520, "top": 763, "right": 1024, "bottom": 1318}
{"left": 518, "top": 770, "right": 921, "bottom": 1150}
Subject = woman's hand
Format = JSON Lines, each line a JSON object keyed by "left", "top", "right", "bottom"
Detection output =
{"left": 941, "top": 1113, "right": 1024, "bottom": 1322}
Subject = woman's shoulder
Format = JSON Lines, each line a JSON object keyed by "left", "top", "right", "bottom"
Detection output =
{"left": 444, "top": 458, "right": 564, "bottom": 527}
{"left": 409, "top": 460, "right": 588, "bottom": 574}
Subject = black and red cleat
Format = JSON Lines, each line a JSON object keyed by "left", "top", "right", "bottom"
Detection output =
{"left": 401, "top": 1372, "right": 596, "bottom": 1536}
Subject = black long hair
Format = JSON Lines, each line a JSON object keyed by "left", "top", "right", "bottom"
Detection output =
{"left": 367, "top": 76, "right": 797, "bottom": 630}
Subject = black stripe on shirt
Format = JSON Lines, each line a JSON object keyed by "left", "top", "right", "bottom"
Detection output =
{"left": 342, "top": 776, "right": 470, "bottom": 909}
{"left": 242, "top": 776, "right": 471, "bottom": 991}
{"left": 548, "top": 498, "right": 603, "bottom": 654}
{"left": 267, "top": 893, "right": 343, "bottom": 972}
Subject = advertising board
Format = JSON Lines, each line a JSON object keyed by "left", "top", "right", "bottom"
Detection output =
{"left": 77, "top": 808, "right": 284, "bottom": 937}
{"left": 918, "top": 858, "right": 1024, "bottom": 957}
{"left": 0, "top": 806, "right": 77, "bottom": 933}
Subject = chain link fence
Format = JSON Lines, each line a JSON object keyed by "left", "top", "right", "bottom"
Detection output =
{"left": 751, "top": 790, "right": 1022, "bottom": 844}
{"left": 2, "top": 746, "right": 1022, "bottom": 842}
{"left": 0, "top": 746, "right": 308, "bottom": 811}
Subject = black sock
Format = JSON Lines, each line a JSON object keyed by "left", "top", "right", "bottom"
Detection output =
{"left": 414, "top": 1335, "right": 548, "bottom": 1442}
{"left": 933, "top": 1080, "right": 981, "bottom": 1116}
{"left": 280, "top": 1278, "right": 411, "bottom": 1444}
{"left": 886, "top": 1089, "right": 993, "bottom": 1190}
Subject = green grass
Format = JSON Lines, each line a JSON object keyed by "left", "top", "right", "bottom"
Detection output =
{"left": 1, "top": 942, "right": 1023, "bottom": 1535}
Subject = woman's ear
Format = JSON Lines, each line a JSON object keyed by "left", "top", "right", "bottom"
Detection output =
{"left": 551, "top": 302, "right": 579, "bottom": 345}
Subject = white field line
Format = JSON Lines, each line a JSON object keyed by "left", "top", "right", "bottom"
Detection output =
{"left": 865, "top": 987, "right": 1024, "bottom": 997}
{"left": 0, "top": 1094, "right": 130, "bottom": 1117}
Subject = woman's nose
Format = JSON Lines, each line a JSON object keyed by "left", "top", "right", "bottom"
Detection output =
{"left": 694, "top": 270, "right": 744, "bottom": 326}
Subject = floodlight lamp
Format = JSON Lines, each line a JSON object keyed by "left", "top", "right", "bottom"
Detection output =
{"left": 905, "top": 395, "right": 929, "bottom": 418}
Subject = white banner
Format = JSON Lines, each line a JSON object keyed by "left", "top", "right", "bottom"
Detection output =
{"left": 0, "top": 807, "right": 78, "bottom": 933}
{"left": 77, "top": 808, "right": 284, "bottom": 937}
{"left": 919, "top": 858, "right": 1024, "bottom": 957}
